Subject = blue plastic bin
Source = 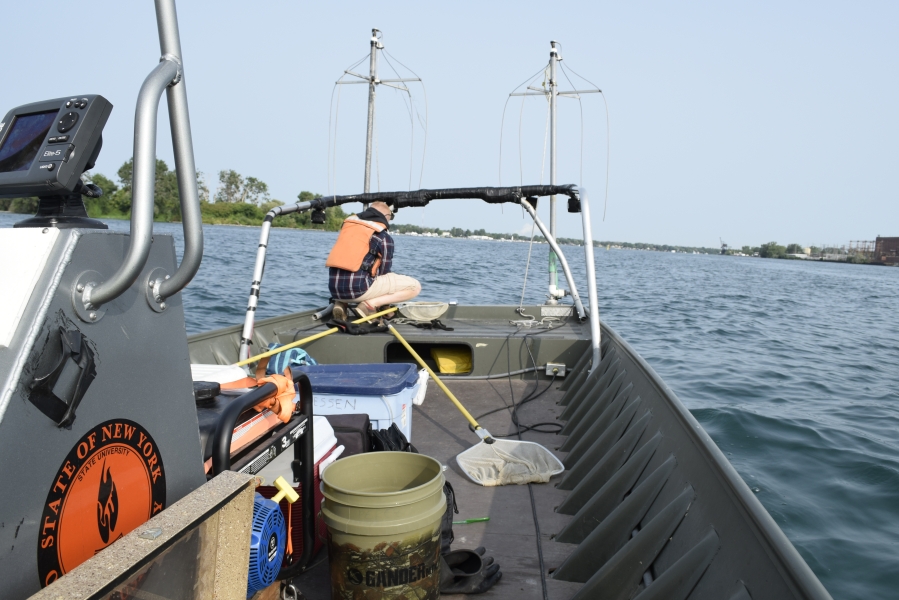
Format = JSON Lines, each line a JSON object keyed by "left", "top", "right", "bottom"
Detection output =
{"left": 296, "top": 363, "right": 420, "bottom": 441}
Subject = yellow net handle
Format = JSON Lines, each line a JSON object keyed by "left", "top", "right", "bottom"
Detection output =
{"left": 387, "top": 324, "right": 494, "bottom": 443}
{"left": 234, "top": 306, "right": 397, "bottom": 367}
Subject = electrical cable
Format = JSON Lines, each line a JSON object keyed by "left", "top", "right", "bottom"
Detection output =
{"left": 380, "top": 51, "right": 416, "bottom": 191}
{"left": 327, "top": 53, "right": 369, "bottom": 197}
{"left": 558, "top": 62, "right": 585, "bottom": 187}
{"left": 558, "top": 62, "right": 611, "bottom": 221}
{"left": 540, "top": 91, "right": 550, "bottom": 184}
{"left": 291, "top": 548, "right": 328, "bottom": 575}
{"left": 327, "top": 83, "right": 339, "bottom": 197}
{"left": 514, "top": 94, "right": 551, "bottom": 312}
{"left": 518, "top": 221, "right": 537, "bottom": 312}
{"left": 460, "top": 365, "right": 542, "bottom": 380}
{"left": 384, "top": 49, "right": 429, "bottom": 189}
{"left": 498, "top": 66, "right": 550, "bottom": 186}
{"left": 476, "top": 374, "right": 559, "bottom": 436}
{"left": 473, "top": 331, "right": 563, "bottom": 437}
{"left": 519, "top": 66, "right": 550, "bottom": 186}
{"left": 505, "top": 333, "right": 563, "bottom": 435}
{"left": 519, "top": 331, "right": 553, "bottom": 600}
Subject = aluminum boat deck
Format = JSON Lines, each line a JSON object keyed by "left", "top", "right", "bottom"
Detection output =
{"left": 188, "top": 308, "right": 832, "bottom": 600}
{"left": 294, "top": 378, "right": 582, "bottom": 600}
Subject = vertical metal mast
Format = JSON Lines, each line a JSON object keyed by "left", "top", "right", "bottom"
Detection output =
{"left": 335, "top": 30, "right": 419, "bottom": 202}
{"left": 547, "top": 40, "right": 560, "bottom": 302}
{"left": 363, "top": 28, "right": 381, "bottom": 194}
{"left": 507, "top": 40, "right": 600, "bottom": 305}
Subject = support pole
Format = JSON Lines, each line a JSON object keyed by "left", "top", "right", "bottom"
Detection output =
{"left": 363, "top": 29, "right": 380, "bottom": 196}
{"left": 548, "top": 40, "right": 560, "bottom": 303}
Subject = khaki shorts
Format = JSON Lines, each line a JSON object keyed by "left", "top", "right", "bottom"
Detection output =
{"left": 354, "top": 273, "right": 420, "bottom": 302}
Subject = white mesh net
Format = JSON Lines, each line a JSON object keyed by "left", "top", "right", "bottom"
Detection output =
{"left": 397, "top": 302, "right": 449, "bottom": 321}
{"left": 456, "top": 439, "right": 564, "bottom": 486}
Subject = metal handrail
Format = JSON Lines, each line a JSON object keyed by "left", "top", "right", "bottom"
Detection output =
{"left": 518, "top": 199, "right": 587, "bottom": 320}
{"left": 81, "top": 0, "right": 202, "bottom": 311}
{"left": 83, "top": 58, "right": 179, "bottom": 309}
{"left": 155, "top": 0, "right": 203, "bottom": 300}
{"left": 577, "top": 187, "right": 601, "bottom": 370}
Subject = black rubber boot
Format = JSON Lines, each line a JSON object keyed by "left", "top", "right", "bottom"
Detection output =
{"left": 439, "top": 547, "right": 502, "bottom": 594}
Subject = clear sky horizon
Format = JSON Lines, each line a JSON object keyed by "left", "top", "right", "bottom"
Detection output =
{"left": 2, "top": 1, "right": 896, "bottom": 248}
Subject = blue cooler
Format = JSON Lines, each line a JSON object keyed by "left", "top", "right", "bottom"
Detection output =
{"left": 296, "top": 363, "right": 420, "bottom": 441}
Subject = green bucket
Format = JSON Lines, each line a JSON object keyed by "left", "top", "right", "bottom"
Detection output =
{"left": 321, "top": 452, "right": 446, "bottom": 600}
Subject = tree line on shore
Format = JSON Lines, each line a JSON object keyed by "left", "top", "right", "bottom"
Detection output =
{"left": 0, "top": 159, "right": 347, "bottom": 230}
{"left": 1, "top": 160, "right": 857, "bottom": 260}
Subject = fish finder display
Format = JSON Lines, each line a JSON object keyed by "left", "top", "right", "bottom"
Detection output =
{"left": 0, "top": 110, "right": 58, "bottom": 173}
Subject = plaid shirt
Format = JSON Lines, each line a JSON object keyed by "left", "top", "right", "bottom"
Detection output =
{"left": 328, "top": 229, "right": 394, "bottom": 300}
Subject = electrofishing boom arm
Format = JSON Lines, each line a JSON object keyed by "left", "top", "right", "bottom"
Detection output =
{"left": 310, "top": 184, "right": 581, "bottom": 213}
{"left": 237, "top": 184, "right": 582, "bottom": 360}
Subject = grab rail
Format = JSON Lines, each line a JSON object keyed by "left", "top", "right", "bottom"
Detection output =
{"left": 80, "top": 0, "right": 202, "bottom": 312}
{"left": 154, "top": 0, "right": 203, "bottom": 301}
{"left": 82, "top": 58, "right": 179, "bottom": 310}
{"left": 577, "top": 187, "right": 601, "bottom": 370}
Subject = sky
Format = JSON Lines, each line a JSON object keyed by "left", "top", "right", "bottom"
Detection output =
{"left": 2, "top": 1, "right": 896, "bottom": 248}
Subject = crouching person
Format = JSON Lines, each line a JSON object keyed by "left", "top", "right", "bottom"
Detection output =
{"left": 326, "top": 201, "right": 421, "bottom": 320}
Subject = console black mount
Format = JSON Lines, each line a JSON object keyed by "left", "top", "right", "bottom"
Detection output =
{"left": 0, "top": 95, "right": 113, "bottom": 229}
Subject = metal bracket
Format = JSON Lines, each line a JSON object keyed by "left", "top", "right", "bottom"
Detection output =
{"left": 545, "top": 363, "right": 567, "bottom": 377}
{"left": 72, "top": 271, "right": 106, "bottom": 323}
{"left": 542, "top": 306, "right": 573, "bottom": 318}
{"left": 145, "top": 267, "right": 170, "bottom": 312}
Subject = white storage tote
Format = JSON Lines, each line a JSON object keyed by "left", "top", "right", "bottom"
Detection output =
{"left": 297, "top": 363, "right": 420, "bottom": 442}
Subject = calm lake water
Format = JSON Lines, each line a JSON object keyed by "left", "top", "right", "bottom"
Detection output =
{"left": 3, "top": 212, "right": 898, "bottom": 599}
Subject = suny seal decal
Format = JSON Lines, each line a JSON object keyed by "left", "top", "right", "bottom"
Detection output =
{"left": 37, "top": 419, "right": 166, "bottom": 587}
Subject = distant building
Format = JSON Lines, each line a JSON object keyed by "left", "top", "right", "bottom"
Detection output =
{"left": 874, "top": 236, "right": 899, "bottom": 265}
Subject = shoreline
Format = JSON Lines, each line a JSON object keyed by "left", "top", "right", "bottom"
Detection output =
{"left": 2, "top": 211, "right": 892, "bottom": 264}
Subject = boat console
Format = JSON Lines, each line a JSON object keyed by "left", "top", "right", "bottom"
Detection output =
{"left": 0, "top": 91, "right": 315, "bottom": 599}
{"left": 0, "top": 83, "right": 315, "bottom": 598}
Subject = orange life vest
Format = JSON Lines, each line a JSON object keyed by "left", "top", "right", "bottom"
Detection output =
{"left": 325, "top": 215, "right": 388, "bottom": 275}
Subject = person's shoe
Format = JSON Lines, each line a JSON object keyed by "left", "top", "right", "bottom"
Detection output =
{"left": 332, "top": 301, "right": 347, "bottom": 322}
{"left": 354, "top": 301, "right": 375, "bottom": 320}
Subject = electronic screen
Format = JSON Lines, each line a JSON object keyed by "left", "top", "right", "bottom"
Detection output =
{"left": 0, "top": 110, "right": 58, "bottom": 173}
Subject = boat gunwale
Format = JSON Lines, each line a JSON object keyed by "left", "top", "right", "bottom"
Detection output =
{"left": 602, "top": 322, "right": 833, "bottom": 599}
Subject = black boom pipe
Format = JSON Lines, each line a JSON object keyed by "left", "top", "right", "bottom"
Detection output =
{"left": 306, "top": 184, "right": 582, "bottom": 214}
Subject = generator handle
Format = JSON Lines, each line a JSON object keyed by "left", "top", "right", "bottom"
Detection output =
{"left": 210, "top": 382, "right": 278, "bottom": 476}
{"left": 208, "top": 374, "right": 317, "bottom": 577}
{"left": 279, "top": 371, "right": 316, "bottom": 579}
